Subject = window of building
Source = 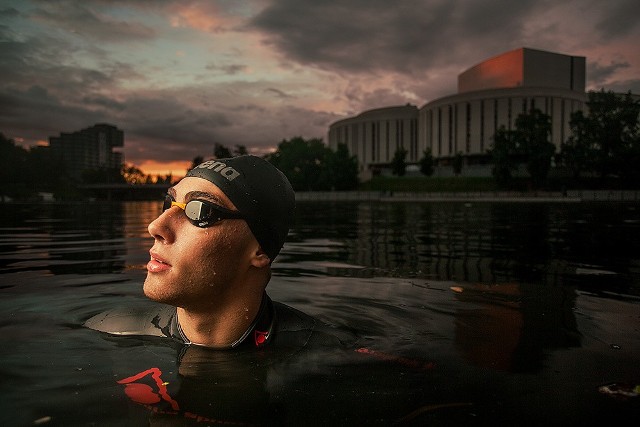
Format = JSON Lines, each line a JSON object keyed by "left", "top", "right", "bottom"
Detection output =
{"left": 410, "top": 118, "right": 417, "bottom": 161}
{"left": 428, "top": 110, "right": 433, "bottom": 152}
{"left": 384, "top": 120, "right": 389, "bottom": 161}
{"left": 480, "top": 100, "right": 485, "bottom": 152}
{"left": 371, "top": 122, "right": 376, "bottom": 162}
{"left": 362, "top": 122, "right": 367, "bottom": 160}
{"left": 352, "top": 124, "right": 359, "bottom": 157}
{"left": 560, "top": 99, "right": 566, "bottom": 144}
{"left": 448, "top": 105, "right": 453, "bottom": 155}
{"left": 493, "top": 99, "right": 498, "bottom": 136}
{"left": 438, "top": 108, "right": 442, "bottom": 156}
{"left": 466, "top": 102, "right": 471, "bottom": 154}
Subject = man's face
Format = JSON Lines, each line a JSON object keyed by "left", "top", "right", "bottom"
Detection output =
{"left": 143, "top": 177, "right": 259, "bottom": 311}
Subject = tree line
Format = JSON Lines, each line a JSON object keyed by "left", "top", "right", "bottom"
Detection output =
{"left": 490, "top": 90, "right": 640, "bottom": 189}
{"left": 2, "top": 89, "right": 637, "bottom": 200}
{"left": 0, "top": 132, "right": 359, "bottom": 201}
{"left": 192, "top": 137, "right": 359, "bottom": 192}
{"left": 0, "top": 133, "right": 174, "bottom": 200}
{"left": 395, "top": 90, "right": 639, "bottom": 189}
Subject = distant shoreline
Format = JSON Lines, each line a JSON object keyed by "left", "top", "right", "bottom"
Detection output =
{"left": 295, "top": 190, "right": 640, "bottom": 202}
{"left": 3, "top": 189, "right": 639, "bottom": 203}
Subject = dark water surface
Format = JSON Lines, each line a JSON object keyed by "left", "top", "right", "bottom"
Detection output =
{"left": 0, "top": 200, "right": 639, "bottom": 426}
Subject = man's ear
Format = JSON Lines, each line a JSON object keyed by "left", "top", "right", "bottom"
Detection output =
{"left": 250, "top": 247, "right": 271, "bottom": 268}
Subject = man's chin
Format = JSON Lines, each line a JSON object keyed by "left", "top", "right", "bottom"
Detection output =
{"left": 143, "top": 276, "right": 173, "bottom": 304}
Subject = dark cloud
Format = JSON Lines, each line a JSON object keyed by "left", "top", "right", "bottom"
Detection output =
{"left": 0, "top": 85, "right": 106, "bottom": 140}
{"left": 82, "top": 95, "right": 127, "bottom": 111}
{"left": 264, "top": 87, "right": 292, "bottom": 99}
{"left": 0, "top": 20, "right": 142, "bottom": 94}
{"left": 0, "top": 7, "right": 20, "bottom": 18}
{"left": 119, "top": 99, "right": 338, "bottom": 163}
{"left": 31, "top": 1, "right": 156, "bottom": 43}
{"left": 0, "top": 14, "right": 147, "bottom": 147}
{"left": 588, "top": 60, "right": 631, "bottom": 87}
{"left": 594, "top": 0, "right": 640, "bottom": 39}
{"left": 2, "top": 0, "right": 638, "bottom": 170}
{"left": 205, "top": 63, "right": 248, "bottom": 75}
{"left": 611, "top": 79, "right": 640, "bottom": 94}
{"left": 248, "top": 0, "right": 537, "bottom": 75}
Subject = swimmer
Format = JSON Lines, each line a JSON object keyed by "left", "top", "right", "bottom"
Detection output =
{"left": 86, "top": 155, "right": 350, "bottom": 349}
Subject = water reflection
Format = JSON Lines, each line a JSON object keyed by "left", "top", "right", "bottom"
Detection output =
{"left": 0, "top": 203, "right": 126, "bottom": 275}
{"left": 291, "top": 201, "right": 640, "bottom": 294}
{"left": 0, "top": 200, "right": 638, "bottom": 425}
{"left": 0, "top": 201, "right": 162, "bottom": 277}
{"left": 288, "top": 200, "right": 639, "bottom": 376}
{"left": 452, "top": 282, "right": 580, "bottom": 372}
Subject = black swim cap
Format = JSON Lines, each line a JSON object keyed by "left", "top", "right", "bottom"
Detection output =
{"left": 185, "top": 155, "right": 295, "bottom": 261}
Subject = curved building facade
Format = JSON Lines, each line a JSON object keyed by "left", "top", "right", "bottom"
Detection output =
{"left": 419, "top": 86, "right": 586, "bottom": 163}
{"left": 328, "top": 48, "right": 588, "bottom": 177}
{"left": 328, "top": 104, "right": 418, "bottom": 176}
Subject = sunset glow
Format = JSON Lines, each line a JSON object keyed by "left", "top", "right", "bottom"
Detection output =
{"left": 137, "top": 160, "right": 191, "bottom": 179}
{"left": 1, "top": 0, "right": 638, "bottom": 171}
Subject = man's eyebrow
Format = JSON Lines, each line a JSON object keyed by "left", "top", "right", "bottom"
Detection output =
{"left": 184, "top": 191, "right": 228, "bottom": 207}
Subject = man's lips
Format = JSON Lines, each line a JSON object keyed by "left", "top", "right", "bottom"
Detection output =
{"left": 147, "top": 252, "right": 172, "bottom": 273}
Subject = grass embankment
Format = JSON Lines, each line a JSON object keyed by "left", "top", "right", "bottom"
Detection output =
{"left": 359, "top": 175, "right": 640, "bottom": 193}
{"left": 359, "top": 176, "right": 498, "bottom": 193}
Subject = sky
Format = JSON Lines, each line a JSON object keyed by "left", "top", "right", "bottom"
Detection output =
{"left": 1, "top": 0, "right": 639, "bottom": 176}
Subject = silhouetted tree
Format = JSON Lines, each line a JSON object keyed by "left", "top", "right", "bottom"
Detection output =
{"left": 265, "top": 137, "right": 333, "bottom": 191}
{"left": 157, "top": 173, "right": 173, "bottom": 184}
{"left": 190, "top": 156, "right": 204, "bottom": 169}
{"left": 327, "top": 143, "right": 359, "bottom": 190}
{"left": 0, "top": 133, "right": 29, "bottom": 200}
{"left": 560, "top": 90, "right": 640, "bottom": 181}
{"left": 452, "top": 151, "right": 464, "bottom": 176}
{"left": 515, "top": 108, "right": 555, "bottom": 188}
{"left": 559, "top": 110, "right": 592, "bottom": 179}
{"left": 27, "top": 145, "right": 60, "bottom": 193}
{"left": 489, "top": 126, "right": 517, "bottom": 187}
{"left": 122, "top": 163, "right": 146, "bottom": 184}
{"left": 489, "top": 109, "right": 555, "bottom": 189}
{"left": 213, "top": 143, "right": 232, "bottom": 159}
{"left": 234, "top": 145, "right": 248, "bottom": 156}
{"left": 419, "top": 149, "right": 434, "bottom": 176}
{"left": 391, "top": 147, "right": 407, "bottom": 176}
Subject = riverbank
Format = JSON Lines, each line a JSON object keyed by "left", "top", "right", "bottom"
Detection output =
{"left": 296, "top": 190, "right": 640, "bottom": 202}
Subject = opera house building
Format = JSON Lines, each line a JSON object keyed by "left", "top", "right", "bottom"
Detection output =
{"left": 328, "top": 47, "right": 587, "bottom": 178}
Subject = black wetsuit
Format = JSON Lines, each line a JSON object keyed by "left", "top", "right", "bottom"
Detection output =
{"left": 85, "top": 294, "right": 352, "bottom": 350}
{"left": 84, "top": 297, "right": 433, "bottom": 425}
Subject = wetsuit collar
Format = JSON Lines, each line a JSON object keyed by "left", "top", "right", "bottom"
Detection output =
{"left": 171, "top": 294, "right": 275, "bottom": 349}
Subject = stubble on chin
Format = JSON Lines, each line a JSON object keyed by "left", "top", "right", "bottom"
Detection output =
{"left": 143, "top": 273, "right": 172, "bottom": 304}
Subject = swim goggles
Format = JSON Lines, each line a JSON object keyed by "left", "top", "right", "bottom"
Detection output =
{"left": 162, "top": 194, "right": 244, "bottom": 228}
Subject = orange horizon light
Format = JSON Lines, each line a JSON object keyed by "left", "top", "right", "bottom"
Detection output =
{"left": 135, "top": 160, "right": 191, "bottom": 179}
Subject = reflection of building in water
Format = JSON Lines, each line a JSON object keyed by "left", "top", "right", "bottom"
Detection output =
{"left": 453, "top": 283, "right": 580, "bottom": 372}
{"left": 47, "top": 202, "right": 126, "bottom": 275}
{"left": 343, "top": 202, "right": 499, "bottom": 283}
{"left": 330, "top": 202, "right": 583, "bottom": 372}
{"left": 49, "top": 123, "right": 124, "bottom": 180}
{"left": 328, "top": 47, "right": 586, "bottom": 178}
{"left": 337, "top": 202, "right": 580, "bottom": 285}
